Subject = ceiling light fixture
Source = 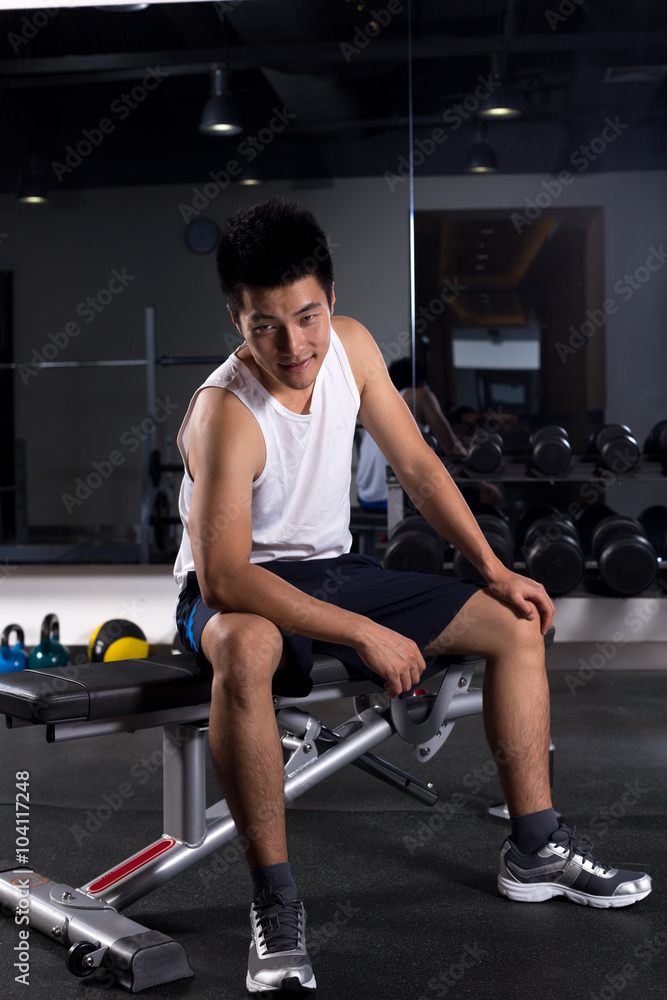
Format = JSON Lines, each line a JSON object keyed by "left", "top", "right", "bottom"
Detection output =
{"left": 199, "top": 67, "right": 243, "bottom": 136}
{"left": 477, "top": 78, "right": 522, "bottom": 120}
{"left": 477, "top": 50, "right": 522, "bottom": 120}
{"left": 237, "top": 162, "right": 263, "bottom": 186}
{"left": 466, "top": 125, "right": 498, "bottom": 174}
{"left": 17, "top": 156, "right": 49, "bottom": 204}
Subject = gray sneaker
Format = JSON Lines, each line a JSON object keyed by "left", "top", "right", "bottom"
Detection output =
{"left": 498, "top": 824, "right": 652, "bottom": 908}
{"left": 246, "top": 887, "right": 316, "bottom": 994}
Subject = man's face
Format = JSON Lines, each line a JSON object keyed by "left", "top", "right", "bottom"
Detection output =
{"left": 233, "top": 275, "right": 334, "bottom": 400}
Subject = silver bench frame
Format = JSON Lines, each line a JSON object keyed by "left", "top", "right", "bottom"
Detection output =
{"left": 1, "top": 652, "right": 485, "bottom": 991}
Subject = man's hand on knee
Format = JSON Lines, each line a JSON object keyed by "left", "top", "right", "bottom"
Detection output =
{"left": 486, "top": 568, "right": 555, "bottom": 635}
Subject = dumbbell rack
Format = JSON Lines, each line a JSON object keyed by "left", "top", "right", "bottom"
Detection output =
{"left": 386, "top": 455, "right": 667, "bottom": 598}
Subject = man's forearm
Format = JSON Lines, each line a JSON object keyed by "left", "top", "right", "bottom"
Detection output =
{"left": 398, "top": 456, "right": 507, "bottom": 582}
{"left": 201, "top": 561, "right": 370, "bottom": 647}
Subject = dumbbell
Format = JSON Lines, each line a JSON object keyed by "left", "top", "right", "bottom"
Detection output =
{"left": 463, "top": 430, "right": 503, "bottom": 474}
{"left": 453, "top": 511, "right": 513, "bottom": 583}
{"left": 577, "top": 504, "right": 657, "bottom": 596}
{"left": 588, "top": 424, "right": 640, "bottom": 472}
{"left": 638, "top": 505, "right": 667, "bottom": 559}
{"left": 517, "top": 505, "right": 584, "bottom": 595}
{"left": 644, "top": 420, "right": 667, "bottom": 458}
{"left": 527, "top": 426, "right": 572, "bottom": 476}
{"left": 1, "top": 625, "right": 27, "bottom": 673}
{"left": 383, "top": 516, "right": 446, "bottom": 575}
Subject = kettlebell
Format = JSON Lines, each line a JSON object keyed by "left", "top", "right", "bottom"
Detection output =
{"left": 28, "top": 614, "right": 70, "bottom": 669}
{"left": 1, "top": 624, "right": 28, "bottom": 673}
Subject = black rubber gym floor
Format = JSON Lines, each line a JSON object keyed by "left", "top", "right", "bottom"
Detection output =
{"left": 1, "top": 648, "right": 665, "bottom": 1000}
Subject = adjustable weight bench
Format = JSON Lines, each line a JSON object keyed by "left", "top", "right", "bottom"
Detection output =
{"left": 0, "top": 628, "right": 553, "bottom": 991}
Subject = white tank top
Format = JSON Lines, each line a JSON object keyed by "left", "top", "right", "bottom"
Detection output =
{"left": 356, "top": 431, "right": 388, "bottom": 504}
{"left": 173, "top": 326, "right": 360, "bottom": 588}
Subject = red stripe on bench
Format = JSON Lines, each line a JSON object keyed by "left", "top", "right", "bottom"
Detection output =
{"left": 87, "top": 838, "right": 176, "bottom": 893}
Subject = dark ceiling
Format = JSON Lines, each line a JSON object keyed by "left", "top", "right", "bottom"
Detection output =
{"left": 1, "top": 0, "right": 666, "bottom": 194}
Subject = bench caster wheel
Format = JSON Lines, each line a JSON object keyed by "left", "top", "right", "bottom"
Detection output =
{"left": 66, "top": 941, "right": 98, "bottom": 977}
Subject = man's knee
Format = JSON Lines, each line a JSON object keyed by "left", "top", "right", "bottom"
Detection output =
{"left": 490, "top": 600, "right": 545, "bottom": 657}
{"left": 204, "top": 614, "right": 284, "bottom": 690}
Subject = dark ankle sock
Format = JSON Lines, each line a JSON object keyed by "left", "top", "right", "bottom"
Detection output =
{"left": 510, "top": 808, "right": 560, "bottom": 855}
{"left": 250, "top": 862, "right": 297, "bottom": 903}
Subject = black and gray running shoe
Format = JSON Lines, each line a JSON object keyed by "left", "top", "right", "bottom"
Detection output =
{"left": 246, "top": 887, "right": 316, "bottom": 994}
{"left": 498, "top": 824, "right": 652, "bottom": 908}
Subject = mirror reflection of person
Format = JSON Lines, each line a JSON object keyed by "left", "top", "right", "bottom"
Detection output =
{"left": 356, "top": 359, "right": 502, "bottom": 510}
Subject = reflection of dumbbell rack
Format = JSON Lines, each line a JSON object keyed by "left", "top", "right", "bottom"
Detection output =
{"left": 386, "top": 456, "right": 667, "bottom": 597}
{"left": 442, "top": 454, "right": 667, "bottom": 485}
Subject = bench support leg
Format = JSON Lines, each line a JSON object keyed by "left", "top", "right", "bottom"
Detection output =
{"left": 0, "top": 864, "right": 194, "bottom": 991}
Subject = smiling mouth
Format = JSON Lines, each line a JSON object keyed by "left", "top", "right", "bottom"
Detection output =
{"left": 279, "top": 357, "right": 312, "bottom": 372}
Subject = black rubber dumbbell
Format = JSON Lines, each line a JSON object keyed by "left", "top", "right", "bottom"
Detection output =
{"left": 527, "top": 426, "right": 572, "bottom": 476}
{"left": 453, "top": 511, "right": 513, "bottom": 583}
{"left": 588, "top": 424, "right": 640, "bottom": 472}
{"left": 517, "top": 505, "right": 584, "bottom": 595}
{"left": 644, "top": 420, "right": 667, "bottom": 458}
{"left": 463, "top": 430, "right": 503, "bottom": 474}
{"left": 383, "top": 516, "right": 446, "bottom": 575}
{"left": 638, "top": 505, "right": 667, "bottom": 560}
{"left": 578, "top": 504, "right": 657, "bottom": 596}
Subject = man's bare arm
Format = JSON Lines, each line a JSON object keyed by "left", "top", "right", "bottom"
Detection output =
{"left": 338, "top": 318, "right": 555, "bottom": 633}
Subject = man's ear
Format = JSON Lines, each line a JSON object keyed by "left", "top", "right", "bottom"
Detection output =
{"left": 227, "top": 305, "right": 242, "bottom": 333}
{"left": 330, "top": 283, "right": 336, "bottom": 314}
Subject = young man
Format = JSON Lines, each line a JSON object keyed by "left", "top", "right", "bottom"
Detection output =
{"left": 173, "top": 197, "right": 651, "bottom": 995}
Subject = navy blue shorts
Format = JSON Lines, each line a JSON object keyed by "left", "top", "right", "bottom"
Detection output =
{"left": 175, "top": 554, "right": 482, "bottom": 696}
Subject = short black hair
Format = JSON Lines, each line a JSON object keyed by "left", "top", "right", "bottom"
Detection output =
{"left": 388, "top": 357, "right": 425, "bottom": 389}
{"left": 216, "top": 196, "right": 334, "bottom": 319}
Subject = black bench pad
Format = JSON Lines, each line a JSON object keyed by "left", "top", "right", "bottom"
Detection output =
{"left": 0, "top": 653, "right": 366, "bottom": 726}
{"left": 0, "top": 628, "right": 553, "bottom": 726}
